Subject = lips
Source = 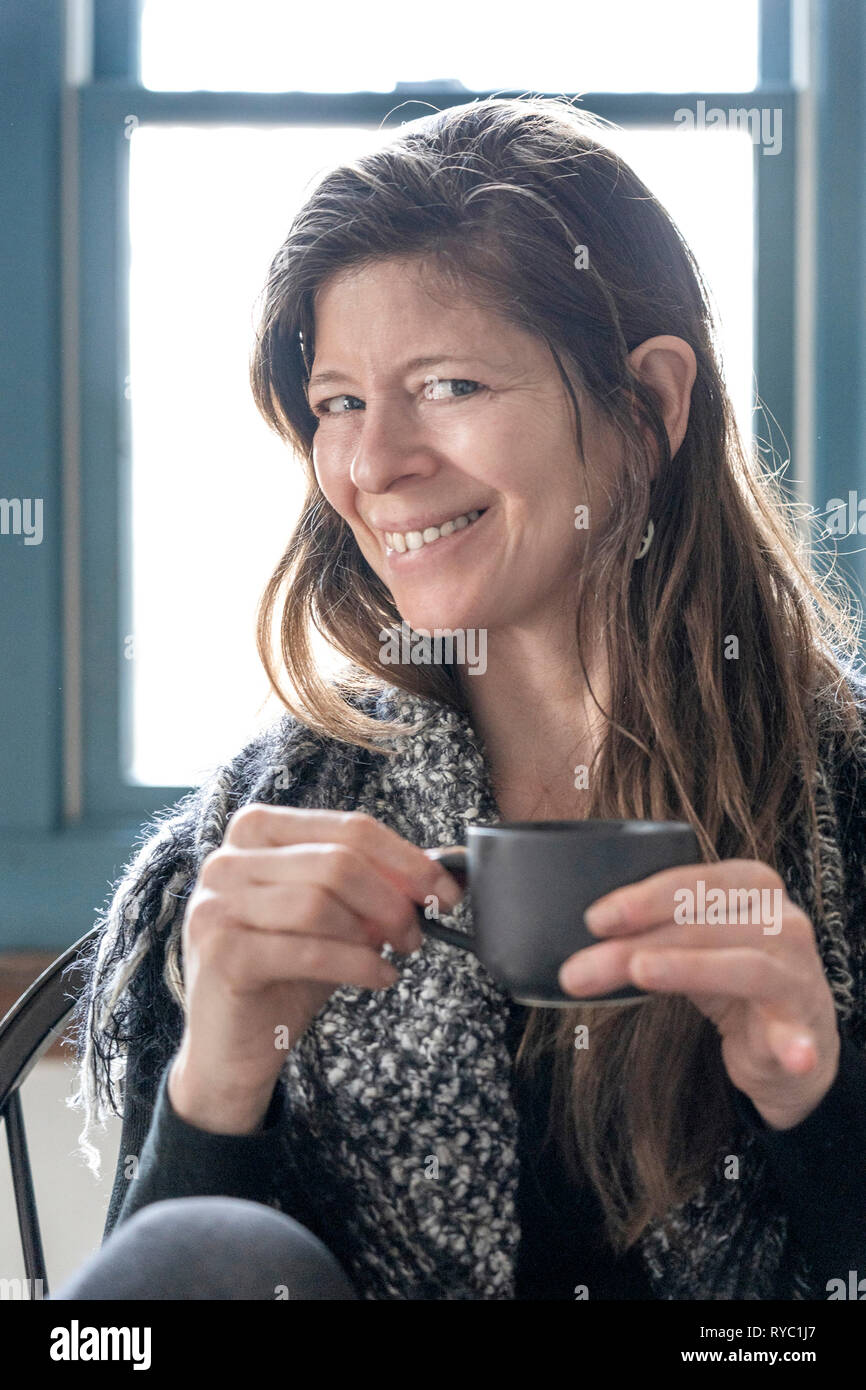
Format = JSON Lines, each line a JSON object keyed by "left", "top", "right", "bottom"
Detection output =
{"left": 382, "top": 505, "right": 492, "bottom": 562}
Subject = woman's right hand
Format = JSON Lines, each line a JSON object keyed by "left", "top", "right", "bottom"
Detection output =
{"left": 167, "top": 805, "right": 464, "bottom": 1135}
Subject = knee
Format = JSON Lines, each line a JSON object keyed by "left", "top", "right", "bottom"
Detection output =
{"left": 122, "top": 1196, "right": 314, "bottom": 1252}
{"left": 120, "top": 1195, "right": 269, "bottom": 1240}
{"left": 56, "top": 1197, "right": 358, "bottom": 1301}
{"left": 124, "top": 1197, "right": 357, "bottom": 1299}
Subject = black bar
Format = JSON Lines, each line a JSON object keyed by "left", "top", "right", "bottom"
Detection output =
{"left": 3, "top": 1090, "right": 49, "bottom": 1292}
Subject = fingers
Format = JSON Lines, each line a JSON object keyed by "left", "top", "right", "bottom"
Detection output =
{"left": 223, "top": 805, "right": 463, "bottom": 907}
{"left": 561, "top": 939, "right": 810, "bottom": 1010}
{"left": 627, "top": 945, "right": 796, "bottom": 1003}
{"left": 199, "top": 842, "right": 421, "bottom": 949}
{"left": 210, "top": 922, "right": 400, "bottom": 994}
{"left": 583, "top": 859, "right": 787, "bottom": 936}
{"left": 199, "top": 883, "right": 408, "bottom": 952}
{"left": 579, "top": 907, "right": 813, "bottom": 963}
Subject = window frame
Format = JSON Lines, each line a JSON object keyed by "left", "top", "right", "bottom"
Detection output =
{"left": 5, "top": 0, "right": 831, "bottom": 950}
{"left": 79, "top": 0, "right": 798, "bottom": 822}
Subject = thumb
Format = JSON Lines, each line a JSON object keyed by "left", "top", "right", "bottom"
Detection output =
{"left": 764, "top": 1015, "right": 817, "bottom": 1074}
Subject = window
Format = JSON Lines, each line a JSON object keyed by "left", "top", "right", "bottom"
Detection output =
{"left": 126, "top": 125, "right": 384, "bottom": 784}
{"left": 75, "top": 0, "right": 795, "bottom": 815}
{"left": 126, "top": 122, "right": 755, "bottom": 785}
{"left": 8, "top": 0, "right": 833, "bottom": 951}
{"left": 139, "top": 0, "right": 759, "bottom": 94}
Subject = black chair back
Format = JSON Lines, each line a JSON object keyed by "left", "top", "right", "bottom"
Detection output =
{"left": 0, "top": 926, "right": 99, "bottom": 1294}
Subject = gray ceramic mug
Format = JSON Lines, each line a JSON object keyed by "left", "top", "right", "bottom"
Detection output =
{"left": 416, "top": 819, "right": 701, "bottom": 1005}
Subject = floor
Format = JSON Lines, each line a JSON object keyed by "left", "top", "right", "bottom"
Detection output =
{"left": 0, "top": 1056, "right": 121, "bottom": 1297}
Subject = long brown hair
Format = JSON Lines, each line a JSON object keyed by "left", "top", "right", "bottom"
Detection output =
{"left": 249, "top": 95, "right": 863, "bottom": 1251}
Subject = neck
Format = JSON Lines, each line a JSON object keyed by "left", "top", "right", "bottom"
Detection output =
{"left": 456, "top": 633, "right": 609, "bottom": 819}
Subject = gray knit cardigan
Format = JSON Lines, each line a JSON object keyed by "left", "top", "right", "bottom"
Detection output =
{"left": 70, "top": 673, "right": 866, "bottom": 1300}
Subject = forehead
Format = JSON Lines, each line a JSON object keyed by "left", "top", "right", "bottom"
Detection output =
{"left": 311, "top": 258, "right": 507, "bottom": 346}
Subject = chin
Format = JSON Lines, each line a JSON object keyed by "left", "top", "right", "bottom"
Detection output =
{"left": 394, "top": 607, "right": 477, "bottom": 634}
{"left": 377, "top": 609, "right": 488, "bottom": 677}
{"left": 392, "top": 590, "right": 484, "bottom": 634}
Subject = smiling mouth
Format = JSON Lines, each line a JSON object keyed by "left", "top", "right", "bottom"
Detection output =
{"left": 384, "top": 508, "right": 488, "bottom": 555}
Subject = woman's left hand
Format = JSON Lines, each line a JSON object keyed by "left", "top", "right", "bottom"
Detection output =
{"left": 558, "top": 859, "right": 841, "bottom": 1130}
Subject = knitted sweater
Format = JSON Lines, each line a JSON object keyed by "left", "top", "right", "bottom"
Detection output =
{"left": 72, "top": 675, "right": 866, "bottom": 1300}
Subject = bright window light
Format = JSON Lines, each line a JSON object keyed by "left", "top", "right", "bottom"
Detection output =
{"left": 140, "top": 0, "right": 759, "bottom": 95}
{"left": 126, "top": 123, "right": 753, "bottom": 785}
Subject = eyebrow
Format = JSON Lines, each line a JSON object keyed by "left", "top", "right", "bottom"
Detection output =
{"left": 306, "top": 354, "right": 494, "bottom": 394}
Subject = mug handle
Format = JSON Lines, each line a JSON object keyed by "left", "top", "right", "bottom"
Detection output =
{"left": 416, "top": 846, "right": 474, "bottom": 952}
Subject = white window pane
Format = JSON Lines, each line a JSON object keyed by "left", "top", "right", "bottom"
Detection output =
{"left": 140, "top": 0, "right": 759, "bottom": 95}
{"left": 126, "top": 126, "right": 384, "bottom": 785}
{"left": 605, "top": 126, "right": 754, "bottom": 443}
{"left": 127, "top": 123, "right": 753, "bottom": 786}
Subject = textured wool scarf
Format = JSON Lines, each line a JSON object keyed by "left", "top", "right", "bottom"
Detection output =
{"left": 74, "top": 679, "right": 865, "bottom": 1300}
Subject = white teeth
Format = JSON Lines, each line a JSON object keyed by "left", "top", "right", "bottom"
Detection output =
{"left": 386, "top": 510, "right": 483, "bottom": 553}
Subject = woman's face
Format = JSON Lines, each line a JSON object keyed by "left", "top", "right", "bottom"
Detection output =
{"left": 308, "top": 256, "right": 619, "bottom": 637}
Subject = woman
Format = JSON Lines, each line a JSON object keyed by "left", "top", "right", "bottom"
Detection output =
{"left": 60, "top": 95, "right": 866, "bottom": 1301}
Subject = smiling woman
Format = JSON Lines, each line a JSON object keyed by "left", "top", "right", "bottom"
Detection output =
{"left": 63, "top": 95, "right": 866, "bottom": 1304}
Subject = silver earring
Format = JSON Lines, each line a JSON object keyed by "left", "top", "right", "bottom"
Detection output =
{"left": 635, "top": 519, "right": 654, "bottom": 559}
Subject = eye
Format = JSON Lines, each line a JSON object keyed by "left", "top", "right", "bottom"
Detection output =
{"left": 311, "top": 394, "right": 364, "bottom": 418}
{"left": 422, "top": 377, "right": 483, "bottom": 402}
{"left": 310, "top": 378, "right": 485, "bottom": 418}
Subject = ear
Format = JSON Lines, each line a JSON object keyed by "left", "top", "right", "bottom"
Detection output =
{"left": 625, "top": 335, "right": 697, "bottom": 479}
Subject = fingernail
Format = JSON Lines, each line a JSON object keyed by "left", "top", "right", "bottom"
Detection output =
{"left": 434, "top": 871, "right": 463, "bottom": 910}
{"left": 584, "top": 898, "right": 624, "bottom": 933}
{"left": 405, "top": 923, "right": 424, "bottom": 952}
{"left": 560, "top": 957, "right": 601, "bottom": 992}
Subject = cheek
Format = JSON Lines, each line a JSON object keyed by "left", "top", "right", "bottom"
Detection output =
{"left": 312, "top": 445, "right": 349, "bottom": 513}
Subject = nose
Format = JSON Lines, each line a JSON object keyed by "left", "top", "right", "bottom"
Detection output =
{"left": 348, "top": 397, "right": 440, "bottom": 497}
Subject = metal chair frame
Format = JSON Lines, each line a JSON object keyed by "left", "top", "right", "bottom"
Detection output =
{"left": 0, "top": 925, "right": 100, "bottom": 1296}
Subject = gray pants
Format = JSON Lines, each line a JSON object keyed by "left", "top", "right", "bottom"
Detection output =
{"left": 51, "top": 1196, "right": 359, "bottom": 1300}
